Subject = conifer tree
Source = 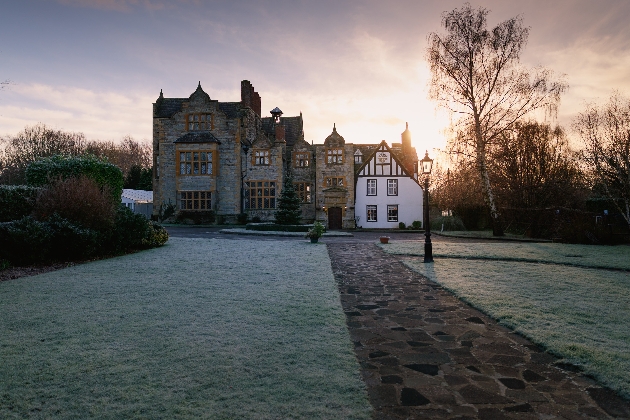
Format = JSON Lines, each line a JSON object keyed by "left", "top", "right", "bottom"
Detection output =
{"left": 275, "top": 171, "right": 301, "bottom": 225}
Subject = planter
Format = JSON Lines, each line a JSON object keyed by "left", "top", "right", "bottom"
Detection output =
{"left": 310, "top": 237, "right": 319, "bottom": 243}
{"left": 380, "top": 236, "right": 390, "bottom": 244}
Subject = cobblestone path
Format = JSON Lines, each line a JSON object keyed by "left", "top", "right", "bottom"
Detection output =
{"left": 327, "top": 243, "right": 630, "bottom": 419}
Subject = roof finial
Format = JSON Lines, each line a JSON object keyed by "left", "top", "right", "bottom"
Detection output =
{"left": 159, "top": 89, "right": 163, "bottom": 99}
{"left": 333, "top": 123, "right": 336, "bottom": 132}
{"left": 406, "top": 122, "right": 408, "bottom": 129}
{"left": 198, "top": 81, "right": 201, "bottom": 88}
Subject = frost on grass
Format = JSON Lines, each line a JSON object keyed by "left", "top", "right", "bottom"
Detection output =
{"left": 0, "top": 238, "right": 371, "bottom": 419}
{"left": 381, "top": 241, "right": 630, "bottom": 270}
{"left": 406, "top": 258, "right": 630, "bottom": 399}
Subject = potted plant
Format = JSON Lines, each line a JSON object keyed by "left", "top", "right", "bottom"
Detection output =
{"left": 306, "top": 221, "right": 325, "bottom": 243}
{"left": 379, "top": 236, "right": 390, "bottom": 244}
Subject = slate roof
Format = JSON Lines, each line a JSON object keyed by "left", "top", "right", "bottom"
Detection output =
{"left": 174, "top": 131, "right": 221, "bottom": 144}
{"left": 261, "top": 115, "right": 303, "bottom": 147}
{"left": 218, "top": 102, "right": 242, "bottom": 119}
{"left": 154, "top": 98, "right": 186, "bottom": 118}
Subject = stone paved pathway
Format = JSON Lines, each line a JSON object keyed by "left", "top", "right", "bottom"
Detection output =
{"left": 327, "top": 243, "right": 630, "bottom": 419}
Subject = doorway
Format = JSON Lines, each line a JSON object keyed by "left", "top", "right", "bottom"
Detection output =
{"left": 328, "top": 207, "right": 343, "bottom": 230}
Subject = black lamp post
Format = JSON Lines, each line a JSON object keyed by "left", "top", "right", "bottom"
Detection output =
{"left": 241, "top": 145, "right": 249, "bottom": 212}
{"left": 420, "top": 151, "right": 434, "bottom": 263}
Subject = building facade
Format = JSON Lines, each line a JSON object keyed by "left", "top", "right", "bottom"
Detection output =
{"left": 152, "top": 80, "right": 422, "bottom": 228}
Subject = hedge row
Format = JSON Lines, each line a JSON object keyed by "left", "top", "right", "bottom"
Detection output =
{"left": 0, "top": 206, "right": 168, "bottom": 266}
{"left": 245, "top": 223, "right": 312, "bottom": 232}
{"left": 26, "top": 155, "right": 123, "bottom": 202}
{"left": 0, "top": 185, "right": 40, "bottom": 222}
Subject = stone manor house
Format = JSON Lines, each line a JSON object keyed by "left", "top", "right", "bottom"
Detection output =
{"left": 152, "top": 80, "right": 423, "bottom": 229}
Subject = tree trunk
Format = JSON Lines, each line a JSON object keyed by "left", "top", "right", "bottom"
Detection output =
{"left": 475, "top": 127, "right": 504, "bottom": 236}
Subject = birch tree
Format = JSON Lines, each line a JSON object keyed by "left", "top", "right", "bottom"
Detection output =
{"left": 427, "top": 4, "right": 567, "bottom": 235}
{"left": 574, "top": 93, "right": 630, "bottom": 229}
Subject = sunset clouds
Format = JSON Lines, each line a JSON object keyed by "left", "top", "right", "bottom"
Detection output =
{"left": 1, "top": 0, "right": 628, "bottom": 154}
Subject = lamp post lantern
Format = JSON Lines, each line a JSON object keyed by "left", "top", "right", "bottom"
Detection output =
{"left": 420, "top": 151, "right": 434, "bottom": 263}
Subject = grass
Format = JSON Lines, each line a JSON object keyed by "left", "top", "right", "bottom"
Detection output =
{"left": 382, "top": 240, "right": 630, "bottom": 270}
{"left": 436, "top": 230, "right": 544, "bottom": 241}
{"left": 380, "top": 240, "right": 630, "bottom": 398}
{"left": 0, "top": 238, "right": 371, "bottom": 419}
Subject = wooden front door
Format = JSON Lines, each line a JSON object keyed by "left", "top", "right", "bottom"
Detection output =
{"left": 328, "top": 207, "right": 343, "bottom": 230}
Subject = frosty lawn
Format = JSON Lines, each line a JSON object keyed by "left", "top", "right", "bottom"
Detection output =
{"left": 0, "top": 238, "right": 371, "bottom": 419}
{"left": 381, "top": 241, "right": 630, "bottom": 398}
{"left": 383, "top": 240, "right": 630, "bottom": 271}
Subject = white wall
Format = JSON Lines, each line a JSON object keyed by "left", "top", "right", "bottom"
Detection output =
{"left": 355, "top": 176, "right": 423, "bottom": 228}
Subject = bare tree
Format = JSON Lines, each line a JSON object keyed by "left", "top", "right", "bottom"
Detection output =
{"left": 0, "top": 123, "right": 86, "bottom": 184}
{"left": 491, "top": 122, "right": 585, "bottom": 210}
{"left": 427, "top": 4, "right": 567, "bottom": 235}
{"left": 574, "top": 93, "right": 630, "bottom": 229}
{"left": 85, "top": 136, "right": 151, "bottom": 176}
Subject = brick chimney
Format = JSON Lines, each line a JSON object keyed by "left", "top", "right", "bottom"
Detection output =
{"left": 241, "top": 80, "right": 261, "bottom": 116}
{"left": 275, "top": 124, "right": 286, "bottom": 143}
{"left": 401, "top": 122, "right": 417, "bottom": 175}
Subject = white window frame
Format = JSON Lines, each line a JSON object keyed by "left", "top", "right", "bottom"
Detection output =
{"left": 367, "top": 179, "right": 377, "bottom": 196}
{"left": 387, "top": 179, "right": 398, "bottom": 196}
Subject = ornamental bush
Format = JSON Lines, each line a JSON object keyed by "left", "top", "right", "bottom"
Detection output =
{"left": 105, "top": 205, "right": 152, "bottom": 253}
{"left": 26, "top": 154, "right": 123, "bottom": 203}
{"left": 32, "top": 175, "right": 116, "bottom": 230}
{"left": 0, "top": 185, "right": 39, "bottom": 222}
{"left": 141, "top": 221, "right": 169, "bottom": 248}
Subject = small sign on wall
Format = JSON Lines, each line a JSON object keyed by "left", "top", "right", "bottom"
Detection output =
{"left": 377, "top": 152, "right": 390, "bottom": 164}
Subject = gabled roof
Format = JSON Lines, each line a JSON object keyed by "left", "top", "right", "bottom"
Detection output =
{"left": 355, "top": 140, "right": 417, "bottom": 182}
{"left": 323, "top": 124, "right": 345, "bottom": 147}
{"left": 189, "top": 82, "right": 211, "bottom": 102}
{"left": 174, "top": 131, "right": 221, "bottom": 144}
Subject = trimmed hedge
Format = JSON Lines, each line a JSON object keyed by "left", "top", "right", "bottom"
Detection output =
{"left": 26, "top": 155, "right": 123, "bottom": 202}
{"left": 0, "top": 206, "right": 169, "bottom": 266}
{"left": 246, "top": 223, "right": 311, "bottom": 232}
{"left": 0, "top": 185, "right": 39, "bottom": 222}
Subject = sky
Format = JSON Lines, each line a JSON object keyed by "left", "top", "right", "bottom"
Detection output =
{"left": 1, "top": 0, "right": 629, "bottom": 159}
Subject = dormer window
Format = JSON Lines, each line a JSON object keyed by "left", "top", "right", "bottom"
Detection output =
{"left": 186, "top": 113, "right": 213, "bottom": 131}
{"left": 354, "top": 149, "right": 363, "bottom": 164}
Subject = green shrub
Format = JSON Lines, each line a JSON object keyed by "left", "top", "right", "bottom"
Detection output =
{"left": 46, "top": 215, "right": 102, "bottom": 261}
{"left": 0, "top": 216, "right": 101, "bottom": 265}
{"left": 411, "top": 220, "right": 422, "bottom": 229}
{"left": 246, "top": 223, "right": 311, "bottom": 232}
{"left": 26, "top": 155, "right": 123, "bottom": 203}
{"left": 0, "top": 217, "right": 53, "bottom": 265}
{"left": 105, "top": 205, "right": 151, "bottom": 253}
{"left": 305, "top": 221, "right": 326, "bottom": 239}
{"left": 176, "top": 210, "right": 215, "bottom": 225}
{"left": 0, "top": 185, "right": 39, "bottom": 222}
{"left": 141, "top": 221, "right": 169, "bottom": 248}
{"left": 237, "top": 213, "right": 248, "bottom": 225}
{"left": 399, "top": 222, "right": 406, "bottom": 229}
